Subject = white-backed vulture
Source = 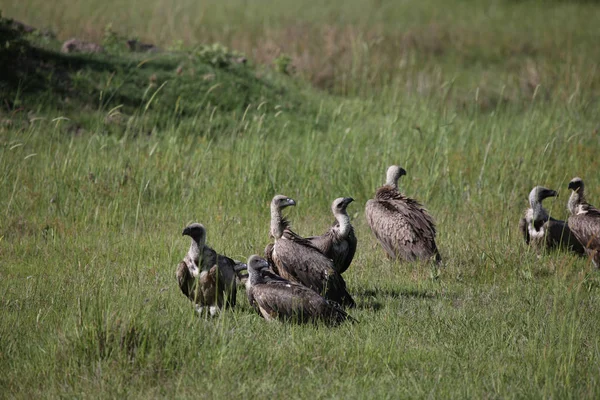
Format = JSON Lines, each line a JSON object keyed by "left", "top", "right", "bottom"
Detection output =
{"left": 305, "top": 197, "right": 357, "bottom": 274}
{"left": 264, "top": 195, "right": 356, "bottom": 308}
{"left": 365, "top": 165, "right": 441, "bottom": 263}
{"left": 176, "top": 223, "right": 240, "bottom": 316}
{"left": 567, "top": 177, "right": 600, "bottom": 267}
{"left": 245, "top": 255, "right": 355, "bottom": 325}
{"left": 519, "top": 186, "right": 584, "bottom": 254}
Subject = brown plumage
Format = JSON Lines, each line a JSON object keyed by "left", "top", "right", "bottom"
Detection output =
{"left": 176, "top": 223, "right": 240, "bottom": 316}
{"left": 365, "top": 165, "right": 441, "bottom": 263}
{"left": 245, "top": 255, "right": 355, "bottom": 325}
{"left": 567, "top": 177, "right": 600, "bottom": 267}
{"left": 519, "top": 186, "right": 584, "bottom": 254}
{"left": 305, "top": 197, "right": 357, "bottom": 274}
{"left": 265, "top": 195, "right": 355, "bottom": 308}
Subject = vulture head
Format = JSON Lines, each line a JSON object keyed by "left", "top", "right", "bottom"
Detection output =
{"left": 529, "top": 186, "right": 557, "bottom": 207}
{"left": 247, "top": 255, "right": 270, "bottom": 284}
{"left": 270, "top": 195, "right": 296, "bottom": 239}
{"left": 271, "top": 195, "right": 296, "bottom": 211}
{"left": 385, "top": 165, "right": 407, "bottom": 189}
{"left": 234, "top": 263, "right": 248, "bottom": 273}
{"left": 332, "top": 197, "right": 354, "bottom": 214}
{"left": 568, "top": 177, "right": 584, "bottom": 193}
{"left": 182, "top": 223, "right": 206, "bottom": 244}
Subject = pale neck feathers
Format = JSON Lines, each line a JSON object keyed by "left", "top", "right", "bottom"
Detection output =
{"left": 333, "top": 210, "right": 351, "bottom": 237}
{"left": 568, "top": 189, "right": 586, "bottom": 215}
{"left": 385, "top": 175, "right": 398, "bottom": 190}
{"left": 270, "top": 204, "right": 285, "bottom": 239}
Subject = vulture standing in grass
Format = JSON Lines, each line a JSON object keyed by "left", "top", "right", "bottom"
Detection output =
{"left": 245, "top": 255, "right": 355, "bottom": 325}
{"left": 519, "top": 186, "right": 584, "bottom": 254}
{"left": 305, "top": 197, "right": 357, "bottom": 274}
{"left": 567, "top": 177, "right": 600, "bottom": 267}
{"left": 177, "top": 223, "right": 241, "bottom": 316}
{"left": 264, "top": 195, "right": 355, "bottom": 308}
{"left": 365, "top": 165, "right": 441, "bottom": 263}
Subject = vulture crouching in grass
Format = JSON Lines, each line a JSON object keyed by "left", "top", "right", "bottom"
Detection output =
{"left": 265, "top": 195, "right": 356, "bottom": 308}
{"left": 245, "top": 255, "right": 355, "bottom": 325}
{"left": 177, "top": 223, "right": 241, "bottom": 316}
{"left": 305, "top": 197, "right": 357, "bottom": 274}
{"left": 365, "top": 165, "right": 441, "bottom": 263}
{"left": 567, "top": 177, "right": 600, "bottom": 267}
{"left": 519, "top": 186, "right": 584, "bottom": 254}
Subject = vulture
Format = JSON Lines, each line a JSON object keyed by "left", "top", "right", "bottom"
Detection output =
{"left": 518, "top": 186, "right": 584, "bottom": 254}
{"left": 176, "top": 223, "right": 241, "bottom": 316}
{"left": 567, "top": 177, "right": 600, "bottom": 267}
{"left": 245, "top": 255, "right": 355, "bottom": 325}
{"left": 365, "top": 165, "right": 441, "bottom": 263}
{"left": 305, "top": 197, "right": 357, "bottom": 274}
{"left": 264, "top": 195, "right": 356, "bottom": 308}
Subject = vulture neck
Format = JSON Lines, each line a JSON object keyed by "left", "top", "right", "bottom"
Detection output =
{"left": 530, "top": 200, "right": 549, "bottom": 223}
{"left": 334, "top": 211, "right": 351, "bottom": 237}
{"left": 248, "top": 269, "right": 264, "bottom": 287}
{"left": 385, "top": 168, "right": 401, "bottom": 190}
{"left": 385, "top": 179, "right": 399, "bottom": 191}
{"left": 188, "top": 237, "right": 204, "bottom": 260}
{"left": 270, "top": 205, "right": 285, "bottom": 239}
{"left": 568, "top": 189, "right": 585, "bottom": 215}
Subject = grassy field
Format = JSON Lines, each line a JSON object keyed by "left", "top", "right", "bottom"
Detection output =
{"left": 2, "top": 0, "right": 600, "bottom": 398}
{"left": 4, "top": 0, "right": 600, "bottom": 101}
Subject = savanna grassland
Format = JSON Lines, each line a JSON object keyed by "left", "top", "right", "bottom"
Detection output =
{"left": 1, "top": 0, "right": 600, "bottom": 398}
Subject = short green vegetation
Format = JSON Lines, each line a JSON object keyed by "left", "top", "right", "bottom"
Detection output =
{"left": 1, "top": 1, "right": 600, "bottom": 398}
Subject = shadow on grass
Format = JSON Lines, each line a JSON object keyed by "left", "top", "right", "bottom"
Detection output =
{"left": 356, "top": 288, "right": 436, "bottom": 300}
{"left": 1, "top": 43, "right": 170, "bottom": 111}
{"left": 1, "top": 22, "right": 330, "bottom": 136}
{"left": 355, "top": 300, "right": 384, "bottom": 312}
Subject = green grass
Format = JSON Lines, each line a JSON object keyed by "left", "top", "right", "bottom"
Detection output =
{"left": 2, "top": 1, "right": 600, "bottom": 398}
{"left": 3, "top": 0, "right": 600, "bottom": 101}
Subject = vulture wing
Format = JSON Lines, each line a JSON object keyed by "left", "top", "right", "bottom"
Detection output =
{"left": 366, "top": 193, "right": 439, "bottom": 261}
{"left": 305, "top": 224, "right": 336, "bottom": 255}
{"left": 273, "top": 232, "right": 355, "bottom": 307}
{"left": 216, "top": 254, "right": 238, "bottom": 308}
{"left": 305, "top": 223, "right": 357, "bottom": 275}
{"left": 338, "top": 227, "right": 357, "bottom": 274}
{"left": 250, "top": 280, "right": 353, "bottom": 325}
{"left": 569, "top": 209, "right": 600, "bottom": 251}
{"left": 519, "top": 214, "right": 531, "bottom": 245}
{"left": 176, "top": 260, "right": 195, "bottom": 300}
{"left": 546, "top": 218, "right": 586, "bottom": 254}
{"left": 264, "top": 242, "right": 278, "bottom": 274}
{"left": 198, "top": 246, "right": 238, "bottom": 308}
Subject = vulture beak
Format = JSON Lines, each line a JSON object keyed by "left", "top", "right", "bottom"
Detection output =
{"left": 234, "top": 263, "right": 248, "bottom": 273}
{"left": 546, "top": 189, "right": 558, "bottom": 198}
{"left": 343, "top": 197, "right": 355, "bottom": 206}
{"left": 182, "top": 227, "right": 190, "bottom": 236}
{"left": 399, "top": 168, "right": 407, "bottom": 177}
{"left": 287, "top": 198, "right": 296, "bottom": 207}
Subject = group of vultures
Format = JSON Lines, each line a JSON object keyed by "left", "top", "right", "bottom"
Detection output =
{"left": 177, "top": 165, "right": 600, "bottom": 326}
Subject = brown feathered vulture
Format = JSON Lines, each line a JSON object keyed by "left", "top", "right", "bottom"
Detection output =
{"left": 305, "top": 197, "right": 357, "bottom": 274}
{"left": 264, "top": 195, "right": 355, "bottom": 308}
{"left": 365, "top": 165, "right": 441, "bottom": 263}
{"left": 245, "top": 255, "right": 355, "bottom": 325}
{"left": 518, "top": 185, "right": 584, "bottom": 254}
{"left": 567, "top": 177, "right": 600, "bottom": 267}
{"left": 177, "top": 223, "right": 242, "bottom": 316}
